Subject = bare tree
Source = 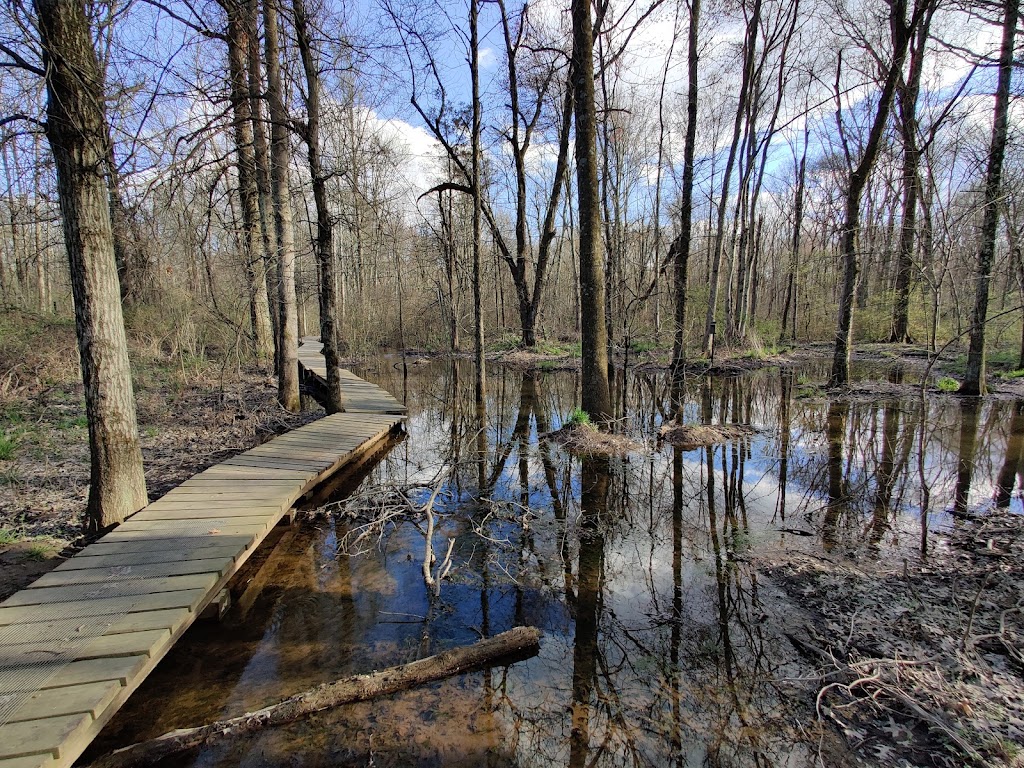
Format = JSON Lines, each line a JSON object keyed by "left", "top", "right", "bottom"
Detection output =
{"left": 572, "top": 0, "right": 611, "bottom": 421}
{"left": 35, "top": 0, "right": 147, "bottom": 530}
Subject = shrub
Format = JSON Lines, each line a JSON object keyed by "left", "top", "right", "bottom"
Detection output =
{"left": 567, "top": 407, "right": 593, "bottom": 429}
{"left": 937, "top": 376, "right": 960, "bottom": 393}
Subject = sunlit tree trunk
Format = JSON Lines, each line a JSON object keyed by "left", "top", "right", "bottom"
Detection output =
{"left": 36, "top": 0, "right": 147, "bottom": 530}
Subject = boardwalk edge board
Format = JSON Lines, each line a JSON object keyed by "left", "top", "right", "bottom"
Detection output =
{"left": 0, "top": 351, "right": 406, "bottom": 768}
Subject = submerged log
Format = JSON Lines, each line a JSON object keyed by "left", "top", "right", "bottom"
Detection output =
{"left": 89, "top": 626, "right": 541, "bottom": 768}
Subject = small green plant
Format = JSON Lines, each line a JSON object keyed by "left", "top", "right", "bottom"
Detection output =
{"left": 56, "top": 415, "right": 88, "bottom": 430}
{"left": 538, "top": 360, "right": 559, "bottom": 372}
{"left": 567, "top": 407, "right": 593, "bottom": 429}
{"left": 996, "top": 368, "right": 1024, "bottom": 380}
{"left": 0, "top": 435, "right": 16, "bottom": 460}
{"left": 25, "top": 541, "right": 57, "bottom": 561}
{"left": 628, "top": 338, "right": 658, "bottom": 354}
{"left": 936, "top": 376, "right": 960, "bottom": 393}
{"left": 0, "top": 527, "right": 19, "bottom": 545}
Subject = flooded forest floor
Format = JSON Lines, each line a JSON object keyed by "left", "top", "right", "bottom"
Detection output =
{"left": 2, "top": 324, "right": 1024, "bottom": 767}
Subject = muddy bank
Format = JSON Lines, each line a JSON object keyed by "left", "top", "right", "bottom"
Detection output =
{"left": 760, "top": 514, "right": 1024, "bottom": 767}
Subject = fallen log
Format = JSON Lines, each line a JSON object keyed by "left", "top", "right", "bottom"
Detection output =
{"left": 89, "top": 626, "right": 542, "bottom": 768}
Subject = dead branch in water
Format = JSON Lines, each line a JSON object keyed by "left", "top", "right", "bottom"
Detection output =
{"left": 88, "top": 626, "right": 541, "bottom": 768}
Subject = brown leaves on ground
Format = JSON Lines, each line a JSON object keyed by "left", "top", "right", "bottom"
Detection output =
{"left": 658, "top": 423, "right": 759, "bottom": 449}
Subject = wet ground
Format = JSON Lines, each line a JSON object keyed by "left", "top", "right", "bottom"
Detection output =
{"left": 86, "top": 358, "right": 1024, "bottom": 767}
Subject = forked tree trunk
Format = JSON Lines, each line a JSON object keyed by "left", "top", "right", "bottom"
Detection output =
{"left": 571, "top": 0, "right": 611, "bottom": 423}
{"left": 830, "top": 0, "right": 921, "bottom": 386}
{"left": 962, "top": 0, "right": 1019, "bottom": 396}
{"left": 261, "top": 0, "right": 300, "bottom": 411}
{"left": 36, "top": 0, "right": 147, "bottom": 531}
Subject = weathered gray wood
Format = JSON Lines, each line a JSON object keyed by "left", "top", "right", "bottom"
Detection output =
{"left": 0, "top": 357, "right": 404, "bottom": 768}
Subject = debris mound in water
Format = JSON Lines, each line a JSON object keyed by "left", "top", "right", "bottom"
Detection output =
{"left": 544, "top": 424, "right": 640, "bottom": 456}
{"left": 658, "top": 423, "right": 759, "bottom": 449}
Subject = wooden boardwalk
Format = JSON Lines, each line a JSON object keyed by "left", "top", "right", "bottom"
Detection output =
{"left": 0, "top": 353, "right": 405, "bottom": 768}
{"left": 297, "top": 340, "right": 406, "bottom": 415}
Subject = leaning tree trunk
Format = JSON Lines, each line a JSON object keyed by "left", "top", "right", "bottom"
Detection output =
{"left": 962, "top": 0, "right": 1018, "bottom": 396}
{"left": 261, "top": 0, "right": 300, "bottom": 412}
{"left": 830, "top": 0, "right": 920, "bottom": 387}
{"left": 293, "top": 0, "right": 344, "bottom": 413}
{"left": 36, "top": 0, "right": 147, "bottom": 531}
{"left": 571, "top": 0, "right": 611, "bottom": 423}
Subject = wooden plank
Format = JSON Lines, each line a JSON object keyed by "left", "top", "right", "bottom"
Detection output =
{"left": 54, "top": 546, "right": 241, "bottom": 571}
{"left": 32, "top": 559, "right": 229, "bottom": 587}
{"left": 77, "top": 533, "right": 258, "bottom": 556}
{"left": 129, "top": 506, "right": 287, "bottom": 521}
{"left": 0, "top": 629, "right": 170, "bottom": 668}
{"left": 4, "top": 680, "right": 120, "bottom": 723}
{"left": 1, "top": 655, "right": 147, "bottom": 696}
{"left": 0, "top": 753, "right": 56, "bottom": 768}
{"left": 223, "top": 456, "right": 336, "bottom": 471}
{"left": 0, "top": 714, "right": 91, "bottom": 760}
{"left": 2, "top": 573, "right": 219, "bottom": 607}
{"left": 144, "top": 498, "right": 291, "bottom": 509}
{"left": 0, "top": 610, "right": 188, "bottom": 647}
{"left": 98, "top": 524, "right": 267, "bottom": 544}
{"left": 0, "top": 589, "right": 207, "bottom": 627}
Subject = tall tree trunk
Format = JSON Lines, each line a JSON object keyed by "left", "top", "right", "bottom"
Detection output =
{"left": 962, "top": 0, "right": 1018, "bottom": 396}
{"left": 293, "top": 0, "right": 344, "bottom": 412}
{"left": 571, "top": 0, "right": 611, "bottom": 423}
{"left": 890, "top": 3, "right": 934, "bottom": 343}
{"left": 829, "top": 0, "right": 921, "bottom": 386}
{"left": 780, "top": 123, "right": 809, "bottom": 343}
{"left": 702, "top": 0, "right": 761, "bottom": 358}
{"left": 36, "top": 0, "right": 147, "bottom": 531}
{"left": 262, "top": 0, "right": 300, "bottom": 411}
{"left": 670, "top": 0, "right": 700, "bottom": 382}
{"left": 247, "top": 0, "right": 281, "bottom": 367}
{"left": 225, "top": 0, "right": 273, "bottom": 362}
{"left": 470, "top": 0, "right": 486, "bottom": 410}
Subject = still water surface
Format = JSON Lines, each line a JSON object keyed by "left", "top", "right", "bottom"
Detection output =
{"left": 88, "top": 359, "right": 1024, "bottom": 767}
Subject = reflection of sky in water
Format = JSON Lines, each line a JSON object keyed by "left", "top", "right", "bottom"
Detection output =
{"left": 89, "top": 359, "right": 1024, "bottom": 767}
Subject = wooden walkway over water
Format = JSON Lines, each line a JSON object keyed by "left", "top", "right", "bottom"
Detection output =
{"left": 0, "top": 347, "right": 406, "bottom": 768}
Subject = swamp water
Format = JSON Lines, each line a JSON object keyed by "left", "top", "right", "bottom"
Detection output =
{"left": 88, "top": 360, "right": 1024, "bottom": 767}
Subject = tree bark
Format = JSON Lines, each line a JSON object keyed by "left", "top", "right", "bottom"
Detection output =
{"left": 670, "top": 0, "right": 700, "bottom": 382}
{"left": 88, "top": 627, "right": 541, "bottom": 768}
{"left": 889, "top": 3, "right": 934, "bottom": 343}
{"left": 470, "top": 0, "right": 486, "bottom": 410}
{"left": 36, "top": 0, "right": 147, "bottom": 531}
{"left": 224, "top": 0, "right": 274, "bottom": 362}
{"left": 962, "top": 0, "right": 1018, "bottom": 396}
{"left": 293, "top": 0, "right": 344, "bottom": 412}
{"left": 261, "top": 0, "right": 300, "bottom": 411}
{"left": 571, "top": 0, "right": 611, "bottom": 423}
{"left": 829, "top": 0, "right": 921, "bottom": 387}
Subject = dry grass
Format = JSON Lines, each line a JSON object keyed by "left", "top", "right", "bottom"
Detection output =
{"left": 658, "top": 423, "right": 759, "bottom": 449}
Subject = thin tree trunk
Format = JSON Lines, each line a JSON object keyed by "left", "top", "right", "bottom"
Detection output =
{"left": 470, "top": 0, "right": 486, "bottom": 410}
{"left": 571, "top": 0, "right": 611, "bottom": 422}
{"left": 36, "top": 0, "right": 147, "bottom": 531}
{"left": 670, "top": 0, "right": 700, "bottom": 382}
{"left": 962, "top": 0, "right": 1018, "bottom": 396}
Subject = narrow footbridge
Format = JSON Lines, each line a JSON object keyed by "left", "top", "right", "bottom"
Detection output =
{"left": 0, "top": 346, "right": 406, "bottom": 768}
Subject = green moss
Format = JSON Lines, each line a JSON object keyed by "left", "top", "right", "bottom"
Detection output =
{"left": 937, "top": 376, "right": 960, "bottom": 393}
